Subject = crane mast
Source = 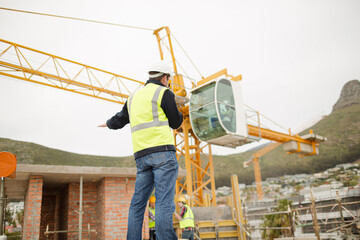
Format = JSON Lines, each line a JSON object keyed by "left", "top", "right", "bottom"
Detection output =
{"left": 153, "top": 27, "right": 216, "bottom": 206}
{"left": 243, "top": 142, "right": 282, "bottom": 200}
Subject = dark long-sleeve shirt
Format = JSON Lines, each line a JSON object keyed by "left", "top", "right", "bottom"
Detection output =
{"left": 106, "top": 79, "right": 183, "bottom": 158}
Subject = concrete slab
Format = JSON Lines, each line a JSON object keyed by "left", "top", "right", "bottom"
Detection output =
{"left": 5, "top": 164, "right": 187, "bottom": 201}
{"left": 193, "top": 206, "right": 232, "bottom": 221}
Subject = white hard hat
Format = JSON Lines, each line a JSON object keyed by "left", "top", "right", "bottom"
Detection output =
{"left": 148, "top": 61, "right": 172, "bottom": 78}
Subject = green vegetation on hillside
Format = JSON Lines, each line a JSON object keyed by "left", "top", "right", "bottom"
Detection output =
{"left": 0, "top": 138, "right": 135, "bottom": 167}
{"left": 214, "top": 103, "right": 360, "bottom": 187}
{"left": 1, "top": 104, "right": 359, "bottom": 188}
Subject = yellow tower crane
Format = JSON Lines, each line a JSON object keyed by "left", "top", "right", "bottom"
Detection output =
{"left": 0, "top": 26, "right": 326, "bottom": 207}
{"left": 243, "top": 142, "right": 282, "bottom": 200}
{"left": 243, "top": 113, "right": 327, "bottom": 200}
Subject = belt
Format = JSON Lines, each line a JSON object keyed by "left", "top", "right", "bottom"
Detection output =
{"left": 183, "top": 227, "right": 194, "bottom": 231}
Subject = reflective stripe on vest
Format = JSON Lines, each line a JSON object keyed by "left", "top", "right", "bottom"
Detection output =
{"left": 179, "top": 205, "right": 195, "bottom": 229}
{"left": 128, "top": 86, "right": 168, "bottom": 133}
{"left": 127, "top": 83, "right": 174, "bottom": 154}
{"left": 148, "top": 207, "right": 155, "bottom": 229}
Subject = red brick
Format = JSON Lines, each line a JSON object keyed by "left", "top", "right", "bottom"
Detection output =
{"left": 22, "top": 175, "right": 152, "bottom": 240}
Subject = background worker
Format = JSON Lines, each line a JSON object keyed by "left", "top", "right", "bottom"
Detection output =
{"left": 148, "top": 196, "right": 156, "bottom": 240}
{"left": 98, "top": 60, "right": 183, "bottom": 240}
{"left": 174, "top": 196, "right": 195, "bottom": 240}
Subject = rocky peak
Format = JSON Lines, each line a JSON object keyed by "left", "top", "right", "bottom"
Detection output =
{"left": 332, "top": 80, "right": 360, "bottom": 112}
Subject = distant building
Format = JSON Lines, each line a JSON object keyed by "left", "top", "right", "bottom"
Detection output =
{"left": 330, "top": 180, "right": 343, "bottom": 189}
{"left": 7, "top": 202, "right": 24, "bottom": 217}
{"left": 300, "top": 185, "right": 334, "bottom": 200}
{"left": 6, "top": 202, "right": 24, "bottom": 228}
{"left": 216, "top": 186, "right": 231, "bottom": 196}
{"left": 328, "top": 167, "right": 341, "bottom": 172}
{"left": 245, "top": 187, "right": 360, "bottom": 239}
{"left": 336, "top": 163, "right": 358, "bottom": 170}
{"left": 265, "top": 177, "right": 281, "bottom": 183}
{"left": 313, "top": 172, "right": 323, "bottom": 178}
{"left": 293, "top": 187, "right": 360, "bottom": 238}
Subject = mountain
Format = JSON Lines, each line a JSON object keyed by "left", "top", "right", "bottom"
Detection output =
{"left": 214, "top": 103, "right": 360, "bottom": 186}
{"left": 1, "top": 80, "right": 359, "bottom": 187}
{"left": 213, "top": 79, "right": 360, "bottom": 186}
{"left": 333, "top": 80, "right": 360, "bottom": 111}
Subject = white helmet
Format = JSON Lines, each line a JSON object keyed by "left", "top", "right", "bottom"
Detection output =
{"left": 148, "top": 61, "right": 172, "bottom": 78}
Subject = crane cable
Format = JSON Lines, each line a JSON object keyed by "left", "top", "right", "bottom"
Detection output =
{"left": 1, "top": 7, "right": 204, "bottom": 80}
{"left": 0, "top": 7, "right": 155, "bottom": 31}
{"left": 170, "top": 33, "right": 204, "bottom": 79}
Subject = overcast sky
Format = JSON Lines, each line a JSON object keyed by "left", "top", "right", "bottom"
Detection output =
{"left": 0, "top": 0, "right": 359, "bottom": 157}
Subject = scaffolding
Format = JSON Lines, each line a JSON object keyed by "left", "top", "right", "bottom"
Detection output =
{"left": 244, "top": 190, "right": 360, "bottom": 239}
{"left": 43, "top": 176, "right": 97, "bottom": 240}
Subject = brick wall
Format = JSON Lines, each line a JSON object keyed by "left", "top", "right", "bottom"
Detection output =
{"left": 23, "top": 176, "right": 150, "bottom": 240}
{"left": 67, "top": 182, "right": 98, "bottom": 240}
{"left": 22, "top": 176, "right": 43, "bottom": 240}
{"left": 97, "top": 177, "right": 149, "bottom": 240}
{"left": 40, "top": 194, "right": 56, "bottom": 240}
{"left": 96, "top": 178, "right": 105, "bottom": 239}
{"left": 98, "top": 177, "right": 131, "bottom": 239}
{"left": 58, "top": 186, "right": 69, "bottom": 240}
{"left": 54, "top": 192, "right": 60, "bottom": 240}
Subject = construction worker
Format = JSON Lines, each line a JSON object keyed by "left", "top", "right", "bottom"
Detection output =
{"left": 98, "top": 60, "right": 183, "bottom": 240}
{"left": 148, "top": 196, "right": 156, "bottom": 240}
{"left": 174, "top": 196, "right": 195, "bottom": 240}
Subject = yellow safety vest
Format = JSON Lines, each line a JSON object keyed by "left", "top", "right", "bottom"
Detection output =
{"left": 148, "top": 207, "right": 155, "bottom": 229}
{"left": 179, "top": 205, "right": 195, "bottom": 229}
{"left": 127, "top": 83, "right": 174, "bottom": 154}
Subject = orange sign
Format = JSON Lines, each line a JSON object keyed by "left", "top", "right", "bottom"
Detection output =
{"left": 0, "top": 152, "right": 17, "bottom": 177}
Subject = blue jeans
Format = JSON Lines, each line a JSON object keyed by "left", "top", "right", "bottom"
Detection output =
{"left": 182, "top": 230, "right": 194, "bottom": 240}
{"left": 127, "top": 151, "right": 179, "bottom": 240}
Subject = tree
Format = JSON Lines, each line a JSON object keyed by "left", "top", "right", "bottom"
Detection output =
{"left": 261, "top": 199, "right": 294, "bottom": 240}
{"left": 349, "top": 179, "right": 358, "bottom": 187}
{"left": 294, "top": 184, "right": 303, "bottom": 193}
{"left": 16, "top": 209, "right": 24, "bottom": 226}
{"left": 5, "top": 209, "right": 15, "bottom": 226}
